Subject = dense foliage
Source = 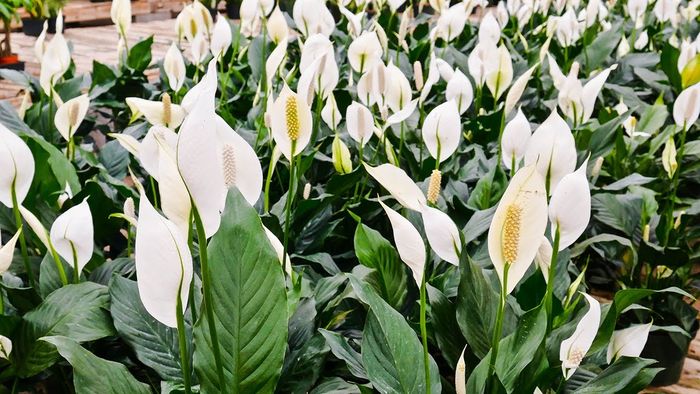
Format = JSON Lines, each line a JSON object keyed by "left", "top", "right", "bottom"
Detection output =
{"left": 0, "top": 0, "right": 698, "bottom": 393}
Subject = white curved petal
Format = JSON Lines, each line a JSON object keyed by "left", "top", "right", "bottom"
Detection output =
{"left": 265, "top": 38, "right": 288, "bottom": 91}
{"left": 0, "top": 335, "right": 11, "bottom": 360}
{"left": 176, "top": 96, "right": 226, "bottom": 238}
{"left": 126, "top": 97, "right": 186, "bottom": 129}
{"left": 547, "top": 53, "right": 566, "bottom": 90}
{"left": 19, "top": 206, "right": 50, "bottom": 249}
{"left": 421, "top": 205, "right": 461, "bottom": 266}
{"left": 54, "top": 94, "right": 90, "bottom": 141}
{"left": 379, "top": 200, "right": 425, "bottom": 286}
{"left": 505, "top": 64, "right": 537, "bottom": 116}
{"left": 673, "top": 83, "right": 700, "bottom": 130}
{"left": 422, "top": 100, "right": 461, "bottom": 163}
{"left": 524, "top": 110, "right": 577, "bottom": 195}
{"left": 321, "top": 93, "right": 342, "bottom": 130}
{"left": 154, "top": 133, "right": 191, "bottom": 236}
{"left": 140, "top": 126, "right": 178, "bottom": 181}
{"left": 348, "top": 31, "right": 383, "bottom": 72}
{"left": 581, "top": 64, "right": 617, "bottom": 123}
{"left": 181, "top": 59, "right": 218, "bottom": 113}
{"left": 534, "top": 236, "right": 553, "bottom": 282}
{"left": 501, "top": 108, "right": 531, "bottom": 170}
{"left": 560, "top": 293, "right": 601, "bottom": 380}
{"left": 386, "top": 99, "right": 417, "bottom": 126}
{"left": 210, "top": 16, "right": 232, "bottom": 57}
{"left": 215, "top": 116, "right": 263, "bottom": 206}
{"left": 487, "top": 165, "right": 548, "bottom": 294}
{"left": 364, "top": 163, "right": 426, "bottom": 211}
{"left": 455, "top": 346, "right": 467, "bottom": 394}
{"left": 0, "top": 124, "right": 35, "bottom": 208}
{"left": 270, "top": 84, "right": 313, "bottom": 160}
{"left": 446, "top": 70, "right": 473, "bottom": 114}
{"left": 49, "top": 200, "right": 94, "bottom": 274}
{"left": 485, "top": 45, "right": 514, "bottom": 101}
{"left": 0, "top": 229, "right": 21, "bottom": 273}
{"left": 263, "top": 226, "right": 291, "bottom": 275}
{"left": 346, "top": 101, "right": 373, "bottom": 146}
{"left": 419, "top": 55, "right": 440, "bottom": 105}
{"left": 109, "top": 133, "right": 141, "bottom": 157}
{"left": 549, "top": 159, "right": 590, "bottom": 250}
{"left": 164, "top": 43, "right": 186, "bottom": 91}
{"left": 606, "top": 322, "right": 652, "bottom": 364}
{"left": 135, "top": 192, "right": 193, "bottom": 328}
{"left": 385, "top": 61, "right": 413, "bottom": 113}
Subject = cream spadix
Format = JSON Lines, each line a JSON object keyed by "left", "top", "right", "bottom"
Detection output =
{"left": 560, "top": 293, "right": 601, "bottom": 379}
{"left": 270, "top": 84, "right": 313, "bottom": 161}
{"left": 126, "top": 96, "right": 186, "bottom": 130}
{"left": 49, "top": 200, "right": 94, "bottom": 275}
{"left": 135, "top": 191, "right": 193, "bottom": 328}
{"left": 0, "top": 123, "right": 35, "bottom": 208}
{"left": 487, "top": 164, "right": 548, "bottom": 294}
{"left": 421, "top": 205, "right": 461, "bottom": 266}
{"left": 215, "top": 115, "right": 263, "bottom": 206}
{"left": 176, "top": 92, "right": 226, "bottom": 238}
{"left": 364, "top": 163, "right": 426, "bottom": 211}
{"left": 379, "top": 200, "right": 425, "bottom": 286}
{"left": 422, "top": 100, "right": 461, "bottom": 163}
{"left": 549, "top": 159, "right": 591, "bottom": 250}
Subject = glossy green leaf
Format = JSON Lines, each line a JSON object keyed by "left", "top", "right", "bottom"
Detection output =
{"left": 456, "top": 253, "right": 499, "bottom": 358}
{"left": 42, "top": 336, "right": 151, "bottom": 394}
{"left": 193, "top": 188, "right": 288, "bottom": 393}
{"left": 109, "top": 276, "right": 184, "bottom": 382}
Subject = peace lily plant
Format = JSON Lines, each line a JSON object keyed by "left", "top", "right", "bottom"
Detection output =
{"left": 0, "top": 0, "right": 698, "bottom": 393}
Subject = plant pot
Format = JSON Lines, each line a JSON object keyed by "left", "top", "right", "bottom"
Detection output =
{"left": 22, "top": 17, "right": 56, "bottom": 36}
{"left": 641, "top": 320, "right": 699, "bottom": 386}
{"left": 0, "top": 54, "right": 24, "bottom": 70}
{"left": 225, "top": 1, "right": 240, "bottom": 19}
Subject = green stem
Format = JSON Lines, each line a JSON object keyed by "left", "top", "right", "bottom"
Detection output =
{"left": 49, "top": 244, "right": 68, "bottom": 286}
{"left": 264, "top": 158, "right": 276, "bottom": 213}
{"left": 175, "top": 290, "right": 192, "bottom": 394}
{"left": 192, "top": 207, "right": 226, "bottom": 391}
{"left": 282, "top": 147, "right": 297, "bottom": 282}
{"left": 150, "top": 177, "right": 159, "bottom": 210}
{"left": 663, "top": 125, "right": 688, "bottom": 246}
{"left": 70, "top": 241, "right": 79, "bottom": 284}
{"left": 496, "top": 109, "right": 506, "bottom": 167}
{"left": 419, "top": 273, "right": 431, "bottom": 394}
{"left": 488, "top": 263, "right": 510, "bottom": 386}
{"left": 544, "top": 227, "right": 561, "bottom": 333}
{"left": 186, "top": 211, "right": 197, "bottom": 324}
{"left": 10, "top": 185, "right": 35, "bottom": 288}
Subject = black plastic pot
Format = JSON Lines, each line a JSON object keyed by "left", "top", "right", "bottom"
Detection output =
{"left": 225, "top": 1, "right": 240, "bottom": 19}
{"left": 641, "top": 320, "right": 699, "bottom": 386}
{"left": 22, "top": 17, "right": 56, "bottom": 36}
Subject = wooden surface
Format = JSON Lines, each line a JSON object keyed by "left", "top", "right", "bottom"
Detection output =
{"left": 16, "top": 0, "right": 184, "bottom": 25}
{"left": 0, "top": 17, "right": 185, "bottom": 103}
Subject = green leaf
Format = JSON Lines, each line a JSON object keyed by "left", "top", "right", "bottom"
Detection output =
{"left": 591, "top": 193, "right": 643, "bottom": 236}
{"left": 15, "top": 282, "right": 114, "bottom": 377}
{"left": 571, "top": 357, "right": 657, "bottom": 394}
{"left": 576, "top": 24, "right": 621, "bottom": 70}
{"left": 494, "top": 306, "right": 547, "bottom": 393}
{"left": 127, "top": 36, "right": 154, "bottom": 72}
{"left": 193, "top": 188, "right": 288, "bottom": 393}
{"left": 38, "top": 252, "right": 73, "bottom": 298}
{"left": 456, "top": 253, "right": 498, "bottom": 358}
{"left": 591, "top": 287, "right": 691, "bottom": 353}
{"left": 427, "top": 285, "right": 466, "bottom": 368}
{"left": 660, "top": 43, "right": 682, "bottom": 92}
{"left": 318, "top": 329, "right": 367, "bottom": 380}
{"left": 350, "top": 276, "right": 441, "bottom": 394}
{"left": 636, "top": 103, "right": 668, "bottom": 136}
{"left": 109, "top": 276, "right": 184, "bottom": 382}
{"left": 41, "top": 336, "right": 151, "bottom": 394}
{"left": 354, "top": 224, "right": 408, "bottom": 310}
